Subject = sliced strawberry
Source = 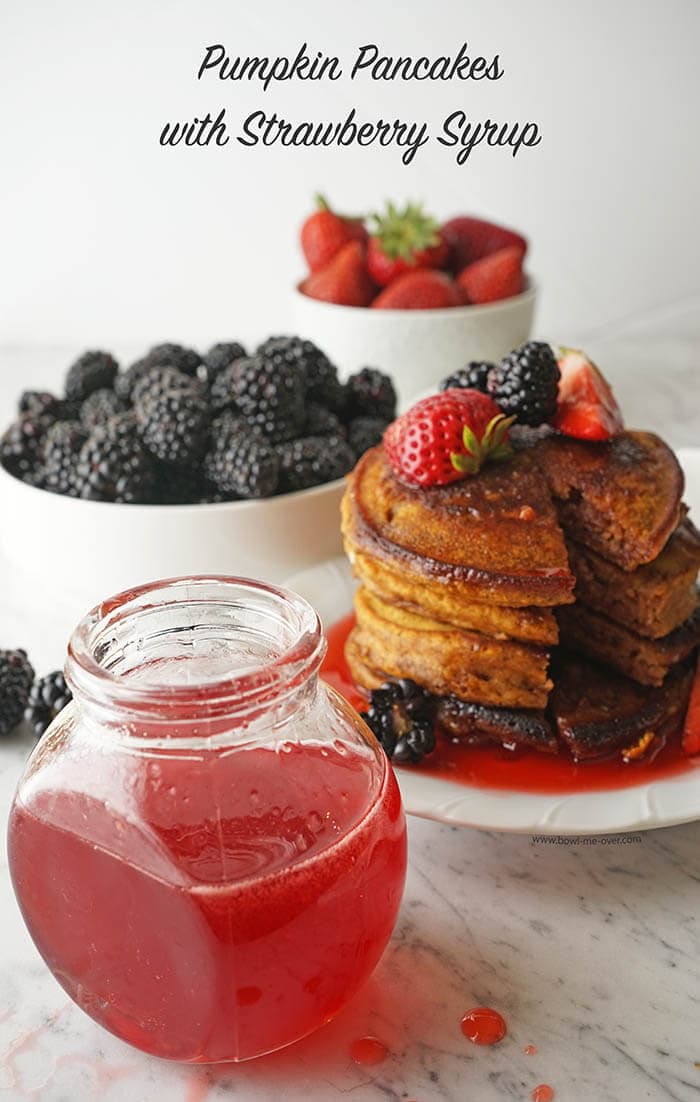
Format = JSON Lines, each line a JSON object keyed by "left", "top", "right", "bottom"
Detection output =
{"left": 300, "top": 195, "right": 367, "bottom": 273}
{"left": 372, "top": 270, "right": 463, "bottom": 310}
{"left": 442, "top": 216, "right": 527, "bottom": 271}
{"left": 383, "top": 389, "right": 514, "bottom": 487}
{"left": 682, "top": 655, "right": 700, "bottom": 756}
{"left": 457, "top": 246, "right": 524, "bottom": 305}
{"left": 301, "top": 240, "right": 376, "bottom": 307}
{"left": 367, "top": 202, "right": 449, "bottom": 286}
{"left": 553, "top": 348, "right": 624, "bottom": 441}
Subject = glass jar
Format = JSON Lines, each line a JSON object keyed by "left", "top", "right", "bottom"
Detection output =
{"left": 8, "top": 577, "right": 407, "bottom": 1063}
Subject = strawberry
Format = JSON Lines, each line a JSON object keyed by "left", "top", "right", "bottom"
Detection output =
{"left": 553, "top": 348, "right": 624, "bottom": 441}
{"left": 367, "top": 202, "right": 449, "bottom": 286}
{"left": 300, "top": 195, "right": 367, "bottom": 274}
{"left": 442, "top": 216, "right": 528, "bottom": 271}
{"left": 372, "top": 270, "right": 463, "bottom": 310}
{"left": 301, "top": 240, "right": 376, "bottom": 307}
{"left": 682, "top": 655, "right": 700, "bottom": 756}
{"left": 457, "top": 246, "right": 524, "bottom": 305}
{"left": 383, "top": 389, "right": 514, "bottom": 487}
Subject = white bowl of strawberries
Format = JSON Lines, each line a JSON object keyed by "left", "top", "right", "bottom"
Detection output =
{"left": 292, "top": 198, "right": 537, "bottom": 406}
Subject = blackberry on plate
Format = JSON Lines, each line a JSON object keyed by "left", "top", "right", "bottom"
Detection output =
{"left": 65, "top": 350, "right": 119, "bottom": 401}
{"left": 131, "top": 365, "right": 202, "bottom": 408}
{"left": 76, "top": 412, "right": 156, "bottom": 503}
{"left": 204, "top": 416, "right": 279, "bottom": 499}
{"left": 0, "top": 649, "right": 34, "bottom": 738}
{"left": 80, "top": 388, "right": 125, "bottom": 429}
{"left": 0, "top": 415, "right": 52, "bottom": 479}
{"left": 42, "top": 421, "right": 88, "bottom": 496}
{"left": 143, "top": 343, "right": 203, "bottom": 376}
{"left": 18, "top": 391, "right": 60, "bottom": 419}
{"left": 487, "top": 341, "right": 561, "bottom": 427}
{"left": 223, "top": 355, "right": 306, "bottom": 441}
{"left": 345, "top": 367, "right": 397, "bottom": 422}
{"left": 201, "top": 342, "right": 247, "bottom": 385}
{"left": 347, "top": 416, "right": 387, "bottom": 458}
{"left": 257, "top": 336, "right": 345, "bottom": 413}
{"left": 136, "top": 388, "right": 210, "bottom": 467}
{"left": 25, "top": 671, "right": 72, "bottom": 740}
{"left": 361, "top": 678, "right": 436, "bottom": 764}
{"left": 304, "top": 403, "right": 346, "bottom": 438}
{"left": 440, "top": 361, "right": 494, "bottom": 394}
{"left": 276, "top": 433, "right": 355, "bottom": 494}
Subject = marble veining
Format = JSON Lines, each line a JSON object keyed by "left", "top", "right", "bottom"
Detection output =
{"left": 0, "top": 327, "right": 699, "bottom": 1101}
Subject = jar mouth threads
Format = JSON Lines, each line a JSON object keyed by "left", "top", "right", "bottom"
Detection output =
{"left": 66, "top": 575, "right": 325, "bottom": 724}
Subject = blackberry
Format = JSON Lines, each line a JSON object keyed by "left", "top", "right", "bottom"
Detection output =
{"left": 487, "top": 341, "right": 561, "bottom": 427}
{"left": 276, "top": 434, "right": 355, "bottom": 494}
{"left": 18, "top": 391, "right": 61, "bottom": 418}
{"left": 221, "top": 356, "right": 306, "bottom": 441}
{"left": 114, "top": 358, "right": 152, "bottom": 403}
{"left": 209, "top": 363, "right": 241, "bottom": 413}
{"left": 25, "top": 671, "right": 72, "bottom": 740}
{"left": 257, "top": 336, "right": 345, "bottom": 413}
{"left": 65, "top": 350, "right": 119, "bottom": 401}
{"left": 80, "top": 388, "right": 125, "bottom": 429}
{"left": 136, "top": 388, "right": 210, "bottom": 467}
{"left": 304, "top": 403, "right": 346, "bottom": 438}
{"left": 76, "top": 412, "right": 156, "bottom": 503}
{"left": 345, "top": 368, "right": 397, "bottom": 421}
{"left": 347, "top": 416, "right": 387, "bottom": 458}
{"left": 0, "top": 649, "right": 34, "bottom": 738}
{"left": 204, "top": 416, "right": 279, "bottom": 499}
{"left": 361, "top": 678, "right": 436, "bottom": 764}
{"left": 131, "top": 365, "right": 202, "bottom": 408}
{"left": 201, "top": 342, "right": 247, "bottom": 385}
{"left": 143, "top": 342, "right": 203, "bottom": 376}
{"left": 152, "top": 462, "right": 213, "bottom": 505}
{"left": 0, "top": 415, "right": 52, "bottom": 479}
{"left": 440, "top": 361, "right": 494, "bottom": 394}
{"left": 42, "top": 421, "right": 88, "bottom": 496}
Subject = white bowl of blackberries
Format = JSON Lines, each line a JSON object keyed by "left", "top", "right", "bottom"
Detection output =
{"left": 0, "top": 337, "right": 398, "bottom": 602}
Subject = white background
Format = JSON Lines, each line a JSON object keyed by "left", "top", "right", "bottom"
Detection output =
{"left": 1, "top": 0, "right": 699, "bottom": 353}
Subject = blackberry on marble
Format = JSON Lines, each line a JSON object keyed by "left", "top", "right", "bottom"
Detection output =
{"left": 25, "top": 671, "right": 72, "bottom": 740}
{"left": 276, "top": 433, "right": 355, "bottom": 493}
{"left": 0, "top": 649, "right": 34, "bottom": 738}
{"left": 64, "top": 350, "right": 119, "bottom": 401}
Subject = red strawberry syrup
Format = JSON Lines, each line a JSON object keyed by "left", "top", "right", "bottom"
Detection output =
{"left": 324, "top": 613, "right": 698, "bottom": 795}
{"left": 531, "top": 1085, "right": 555, "bottom": 1102}
{"left": 8, "top": 741, "right": 406, "bottom": 1063}
{"left": 523, "top": 1044, "right": 538, "bottom": 1055}
{"left": 350, "top": 1036, "right": 388, "bottom": 1065}
{"left": 460, "top": 1006, "right": 507, "bottom": 1045}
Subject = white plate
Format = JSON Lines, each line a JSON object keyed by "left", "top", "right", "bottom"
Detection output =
{"left": 285, "top": 447, "right": 700, "bottom": 835}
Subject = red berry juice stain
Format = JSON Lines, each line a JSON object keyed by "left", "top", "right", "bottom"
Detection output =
{"left": 324, "top": 613, "right": 698, "bottom": 794}
{"left": 350, "top": 1036, "right": 388, "bottom": 1065}
{"left": 524, "top": 1043, "right": 538, "bottom": 1055}
{"left": 460, "top": 1006, "right": 507, "bottom": 1045}
{"left": 531, "top": 1085, "right": 554, "bottom": 1102}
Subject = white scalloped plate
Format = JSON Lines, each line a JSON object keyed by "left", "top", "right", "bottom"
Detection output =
{"left": 286, "top": 447, "right": 700, "bottom": 835}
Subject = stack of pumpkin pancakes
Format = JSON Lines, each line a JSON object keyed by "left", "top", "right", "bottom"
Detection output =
{"left": 341, "top": 429, "right": 700, "bottom": 760}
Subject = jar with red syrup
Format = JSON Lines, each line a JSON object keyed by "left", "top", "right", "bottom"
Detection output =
{"left": 8, "top": 577, "right": 407, "bottom": 1062}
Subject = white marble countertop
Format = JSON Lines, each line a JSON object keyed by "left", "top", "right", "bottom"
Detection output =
{"left": 0, "top": 315, "right": 699, "bottom": 1101}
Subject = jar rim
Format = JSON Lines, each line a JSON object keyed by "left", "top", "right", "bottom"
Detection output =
{"left": 66, "top": 575, "right": 325, "bottom": 721}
